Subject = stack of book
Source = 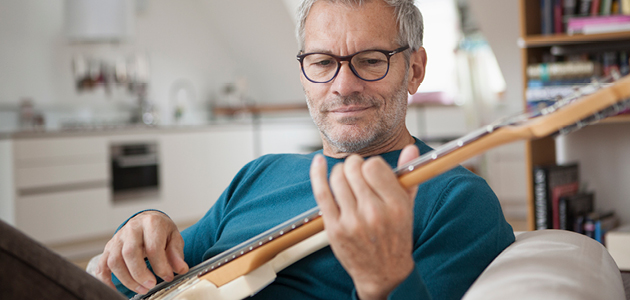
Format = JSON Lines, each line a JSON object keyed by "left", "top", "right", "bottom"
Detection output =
{"left": 525, "top": 51, "right": 630, "bottom": 112}
{"left": 533, "top": 163, "right": 619, "bottom": 244}
{"left": 541, "top": 0, "right": 630, "bottom": 35}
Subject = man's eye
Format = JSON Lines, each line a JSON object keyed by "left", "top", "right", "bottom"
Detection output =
{"left": 359, "top": 58, "right": 385, "bottom": 65}
{"left": 314, "top": 59, "right": 333, "bottom": 66}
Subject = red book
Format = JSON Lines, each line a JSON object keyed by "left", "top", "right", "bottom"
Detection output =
{"left": 591, "top": 0, "right": 601, "bottom": 15}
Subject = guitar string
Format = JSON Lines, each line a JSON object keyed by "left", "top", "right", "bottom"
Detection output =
{"left": 138, "top": 73, "right": 627, "bottom": 299}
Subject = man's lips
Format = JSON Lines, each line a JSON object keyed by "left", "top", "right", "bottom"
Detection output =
{"left": 327, "top": 105, "right": 372, "bottom": 114}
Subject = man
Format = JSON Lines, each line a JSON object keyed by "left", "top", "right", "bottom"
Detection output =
{"left": 96, "top": 0, "right": 514, "bottom": 299}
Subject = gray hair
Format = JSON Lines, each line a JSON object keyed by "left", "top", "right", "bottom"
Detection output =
{"left": 296, "top": 0, "right": 424, "bottom": 52}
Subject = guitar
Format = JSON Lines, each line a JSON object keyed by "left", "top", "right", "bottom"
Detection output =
{"left": 132, "top": 73, "right": 630, "bottom": 300}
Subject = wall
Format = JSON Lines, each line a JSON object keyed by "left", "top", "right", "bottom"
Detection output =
{"left": 464, "top": 0, "right": 528, "bottom": 220}
{"left": 557, "top": 124, "right": 630, "bottom": 224}
{"left": 0, "top": 0, "right": 304, "bottom": 127}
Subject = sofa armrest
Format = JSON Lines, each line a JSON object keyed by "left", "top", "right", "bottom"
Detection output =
{"left": 463, "top": 230, "right": 625, "bottom": 300}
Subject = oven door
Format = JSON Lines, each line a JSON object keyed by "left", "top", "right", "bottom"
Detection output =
{"left": 110, "top": 142, "right": 160, "bottom": 201}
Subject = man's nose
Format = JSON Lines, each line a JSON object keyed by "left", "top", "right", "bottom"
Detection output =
{"left": 330, "top": 62, "right": 364, "bottom": 96}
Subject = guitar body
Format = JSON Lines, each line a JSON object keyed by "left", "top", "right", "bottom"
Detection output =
{"left": 152, "top": 231, "right": 329, "bottom": 300}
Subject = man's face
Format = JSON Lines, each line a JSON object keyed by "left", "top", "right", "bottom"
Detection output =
{"left": 301, "top": 0, "right": 411, "bottom": 154}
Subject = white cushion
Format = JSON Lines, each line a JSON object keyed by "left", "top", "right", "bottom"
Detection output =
{"left": 463, "top": 230, "right": 625, "bottom": 300}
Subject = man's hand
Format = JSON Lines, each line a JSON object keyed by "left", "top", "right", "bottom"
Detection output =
{"left": 310, "top": 145, "right": 420, "bottom": 300}
{"left": 94, "top": 211, "right": 189, "bottom": 294}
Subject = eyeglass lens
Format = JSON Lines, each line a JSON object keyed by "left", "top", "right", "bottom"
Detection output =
{"left": 302, "top": 50, "right": 390, "bottom": 82}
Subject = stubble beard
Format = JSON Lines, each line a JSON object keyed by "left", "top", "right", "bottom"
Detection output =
{"left": 305, "top": 76, "right": 409, "bottom": 154}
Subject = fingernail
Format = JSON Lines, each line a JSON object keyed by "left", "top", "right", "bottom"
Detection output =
{"left": 164, "top": 275, "right": 174, "bottom": 282}
{"left": 142, "top": 280, "right": 154, "bottom": 289}
{"left": 136, "top": 285, "right": 149, "bottom": 295}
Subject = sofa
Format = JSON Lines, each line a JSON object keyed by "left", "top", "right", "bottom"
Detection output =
{"left": 463, "top": 230, "right": 625, "bottom": 300}
{"left": 85, "top": 229, "right": 625, "bottom": 299}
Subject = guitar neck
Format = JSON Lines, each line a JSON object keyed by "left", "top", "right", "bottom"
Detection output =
{"left": 141, "top": 73, "right": 630, "bottom": 300}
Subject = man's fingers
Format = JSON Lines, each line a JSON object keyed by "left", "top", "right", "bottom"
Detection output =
{"left": 329, "top": 162, "right": 359, "bottom": 215}
{"left": 95, "top": 253, "right": 116, "bottom": 289}
{"left": 108, "top": 247, "right": 149, "bottom": 294}
{"left": 310, "top": 154, "right": 339, "bottom": 220}
{"left": 143, "top": 229, "right": 175, "bottom": 282}
{"left": 397, "top": 145, "right": 420, "bottom": 198}
{"left": 166, "top": 232, "right": 189, "bottom": 275}
{"left": 398, "top": 144, "right": 420, "bottom": 167}
{"left": 342, "top": 155, "right": 379, "bottom": 203}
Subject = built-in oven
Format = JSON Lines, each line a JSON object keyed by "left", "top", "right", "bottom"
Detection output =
{"left": 110, "top": 142, "right": 160, "bottom": 201}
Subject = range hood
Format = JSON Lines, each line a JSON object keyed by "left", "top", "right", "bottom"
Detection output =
{"left": 64, "top": 0, "right": 135, "bottom": 43}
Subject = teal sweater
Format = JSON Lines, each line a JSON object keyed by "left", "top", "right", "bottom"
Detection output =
{"left": 115, "top": 139, "right": 514, "bottom": 299}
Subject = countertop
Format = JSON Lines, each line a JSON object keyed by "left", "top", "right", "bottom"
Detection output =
{"left": 0, "top": 115, "right": 317, "bottom": 140}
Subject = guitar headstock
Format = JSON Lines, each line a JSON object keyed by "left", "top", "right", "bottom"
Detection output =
{"left": 516, "top": 73, "right": 630, "bottom": 139}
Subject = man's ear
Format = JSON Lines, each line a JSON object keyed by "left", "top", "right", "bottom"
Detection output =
{"left": 407, "top": 47, "right": 427, "bottom": 95}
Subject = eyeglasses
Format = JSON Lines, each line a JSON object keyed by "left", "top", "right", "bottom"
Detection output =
{"left": 296, "top": 46, "right": 409, "bottom": 83}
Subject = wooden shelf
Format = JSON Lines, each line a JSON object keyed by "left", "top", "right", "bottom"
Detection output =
{"left": 519, "top": 0, "right": 630, "bottom": 231}
{"left": 520, "top": 31, "right": 630, "bottom": 48}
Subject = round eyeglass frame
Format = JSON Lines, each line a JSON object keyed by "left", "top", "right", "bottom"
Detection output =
{"left": 296, "top": 45, "right": 410, "bottom": 83}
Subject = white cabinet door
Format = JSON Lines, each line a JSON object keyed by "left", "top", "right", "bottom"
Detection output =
{"left": 16, "top": 187, "right": 111, "bottom": 244}
{"left": 14, "top": 136, "right": 108, "bottom": 190}
{"left": 159, "top": 126, "right": 255, "bottom": 223}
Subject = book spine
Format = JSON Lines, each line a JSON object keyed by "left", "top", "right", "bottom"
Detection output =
{"left": 579, "top": 0, "right": 594, "bottom": 16}
{"left": 592, "top": 0, "right": 602, "bottom": 14}
{"left": 595, "top": 219, "right": 603, "bottom": 242}
{"left": 555, "top": 0, "right": 565, "bottom": 33}
{"left": 534, "top": 167, "right": 550, "bottom": 230}
{"left": 527, "top": 61, "right": 596, "bottom": 80}
{"left": 623, "top": 0, "right": 630, "bottom": 14}
{"left": 584, "top": 216, "right": 596, "bottom": 238}
{"left": 559, "top": 197, "right": 569, "bottom": 230}
{"left": 602, "top": 0, "right": 613, "bottom": 14}
{"left": 542, "top": 0, "right": 555, "bottom": 35}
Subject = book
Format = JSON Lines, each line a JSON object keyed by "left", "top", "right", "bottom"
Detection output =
{"left": 527, "top": 61, "right": 597, "bottom": 81}
{"left": 578, "top": 0, "right": 594, "bottom": 16}
{"left": 605, "top": 224, "right": 630, "bottom": 271}
{"left": 558, "top": 192, "right": 594, "bottom": 231}
{"left": 527, "top": 78, "right": 592, "bottom": 88}
{"left": 526, "top": 85, "right": 585, "bottom": 102}
{"left": 566, "top": 15, "right": 630, "bottom": 34}
{"left": 591, "top": 0, "right": 602, "bottom": 15}
{"left": 533, "top": 163, "right": 580, "bottom": 230}
{"left": 551, "top": 182, "right": 580, "bottom": 229}
{"left": 596, "top": 212, "right": 619, "bottom": 243}
{"left": 601, "top": 0, "right": 613, "bottom": 14}
{"left": 555, "top": 0, "right": 564, "bottom": 33}
{"left": 584, "top": 211, "right": 618, "bottom": 242}
{"left": 623, "top": 0, "right": 630, "bottom": 14}
{"left": 542, "top": 0, "right": 555, "bottom": 35}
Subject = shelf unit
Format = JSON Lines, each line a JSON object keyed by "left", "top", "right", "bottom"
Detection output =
{"left": 519, "top": 0, "right": 630, "bottom": 230}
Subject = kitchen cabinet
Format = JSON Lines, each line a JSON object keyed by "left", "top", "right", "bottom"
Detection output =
{"left": 0, "top": 124, "right": 260, "bottom": 259}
